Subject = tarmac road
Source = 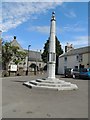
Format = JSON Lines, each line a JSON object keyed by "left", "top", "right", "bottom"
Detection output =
{"left": 2, "top": 74, "right": 88, "bottom": 118}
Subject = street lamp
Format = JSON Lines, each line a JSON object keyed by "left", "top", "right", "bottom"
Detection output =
{"left": 26, "top": 45, "right": 31, "bottom": 75}
{"left": 35, "top": 49, "right": 38, "bottom": 75}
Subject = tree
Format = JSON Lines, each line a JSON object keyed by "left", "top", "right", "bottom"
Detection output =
{"left": 2, "top": 42, "right": 13, "bottom": 70}
{"left": 2, "top": 41, "right": 26, "bottom": 70}
{"left": 13, "top": 50, "right": 26, "bottom": 65}
{"left": 42, "top": 39, "right": 49, "bottom": 63}
{"left": 41, "top": 36, "right": 63, "bottom": 73}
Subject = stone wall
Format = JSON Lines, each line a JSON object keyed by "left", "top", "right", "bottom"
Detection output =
{"left": 2, "top": 70, "right": 46, "bottom": 77}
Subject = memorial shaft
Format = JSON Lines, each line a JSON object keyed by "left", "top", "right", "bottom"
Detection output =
{"left": 48, "top": 12, "right": 56, "bottom": 79}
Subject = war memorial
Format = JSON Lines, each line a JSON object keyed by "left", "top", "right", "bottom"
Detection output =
{"left": 23, "top": 12, "right": 78, "bottom": 91}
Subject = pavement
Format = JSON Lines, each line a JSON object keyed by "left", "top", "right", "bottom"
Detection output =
{"left": 2, "top": 74, "right": 88, "bottom": 118}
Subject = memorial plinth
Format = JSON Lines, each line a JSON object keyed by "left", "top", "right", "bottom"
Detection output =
{"left": 23, "top": 12, "right": 78, "bottom": 91}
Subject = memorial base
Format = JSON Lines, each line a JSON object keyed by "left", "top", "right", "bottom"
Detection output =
{"left": 23, "top": 78, "right": 78, "bottom": 91}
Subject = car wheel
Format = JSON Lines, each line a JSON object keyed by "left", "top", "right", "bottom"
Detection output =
{"left": 65, "top": 75, "right": 67, "bottom": 78}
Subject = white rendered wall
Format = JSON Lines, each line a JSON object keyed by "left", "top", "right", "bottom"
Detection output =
{"left": 58, "top": 57, "right": 64, "bottom": 74}
{"left": 58, "top": 55, "right": 79, "bottom": 74}
{"left": 81, "top": 53, "right": 90, "bottom": 68}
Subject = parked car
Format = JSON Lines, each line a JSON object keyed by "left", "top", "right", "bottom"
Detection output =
{"left": 72, "top": 68, "right": 80, "bottom": 79}
{"left": 79, "top": 68, "right": 90, "bottom": 80}
{"left": 65, "top": 68, "right": 80, "bottom": 78}
{"left": 64, "top": 68, "right": 72, "bottom": 78}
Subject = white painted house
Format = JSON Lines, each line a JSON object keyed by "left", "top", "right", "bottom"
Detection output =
{"left": 58, "top": 46, "right": 90, "bottom": 74}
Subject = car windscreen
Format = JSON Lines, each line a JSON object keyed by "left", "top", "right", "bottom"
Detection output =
{"left": 81, "top": 69, "right": 88, "bottom": 72}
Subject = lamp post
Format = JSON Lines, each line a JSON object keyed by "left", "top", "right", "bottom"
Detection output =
{"left": 26, "top": 45, "right": 31, "bottom": 75}
{"left": 35, "top": 49, "right": 38, "bottom": 75}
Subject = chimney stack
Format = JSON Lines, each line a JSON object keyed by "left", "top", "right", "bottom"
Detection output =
{"left": 65, "top": 43, "right": 74, "bottom": 52}
{"left": 14, "top": 36, "right": 16, "bottom": 39}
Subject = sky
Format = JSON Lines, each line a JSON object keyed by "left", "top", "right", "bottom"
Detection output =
{"left": 1, "top": 1, "right": 89, "bottom": 52}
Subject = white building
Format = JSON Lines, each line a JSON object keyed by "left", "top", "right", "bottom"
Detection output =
{"left": 58, "top": 46, "right": 90, "bottom": 74}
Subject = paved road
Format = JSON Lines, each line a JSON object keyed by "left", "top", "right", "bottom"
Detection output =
{"left": 2, "top": 74, "right": 88, "bottom": 118}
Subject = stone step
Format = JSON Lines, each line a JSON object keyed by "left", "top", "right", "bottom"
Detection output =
{"left": 30, "top": 80, "right": 37, "bottom": 85}
{"left": 36, "top": 79, "right": 65, "bottom": 84}
{"left": 32, "top": 80, "right": 71, "bottom": 85}
{"left": 23, "top": 81, "right": 34, "bottom": 88}
{"left": 23, "top": 81, "right": 59, "bottom": 90}
{"left": 25, "top": 80, "right": 77, "bottom": 88}
{"left": 36, "top": 79, "right": 45, "bottom": 82}
{"left": 23, "top": 81, "right": 78, "bottom": 91}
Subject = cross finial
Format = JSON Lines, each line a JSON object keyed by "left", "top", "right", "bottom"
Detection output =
{"left": 52, "top": 11, "right": 55, "bottom": 15}
{"left": 51, "top": 11, "right": 56, "bottom": 21}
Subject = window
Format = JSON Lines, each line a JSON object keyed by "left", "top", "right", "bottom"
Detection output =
{"left": 76, "top": 55, "right": 79, "bottom": 61}
{"left": 75, "top": 66, "right": 78, "bottom": 69}
{"left": 79, "top": 54, "right": 83, "bottom": 62}
{"left": 39, "top": 63, "right": 41, "bottom": 67}
{"left": 64, "top": 57, "right": 67, "bottom": 62}
{"left": 74, "top": 66, "right": 78, "bottom": 71}
{"left": 79, "top": 64, "right": 84, "bottom": 69}
{"left": 76, "top": 54, "right": 83, "bottom": 62}
{"left": 64, "top": 66, "right": 67, "bottom": 69}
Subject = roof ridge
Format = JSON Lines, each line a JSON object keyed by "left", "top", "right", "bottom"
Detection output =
{"left": 59, "top": 46, "right": 90, "bottom": 58}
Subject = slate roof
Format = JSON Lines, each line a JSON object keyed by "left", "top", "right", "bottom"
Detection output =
{"left": 11, "top": 38, "right": 42, "bottom": 61}
{"left": 59, "top": 46, "right": 90, "bottom": 58}
{"left": 25, "top": 50, "right": 42, "bottom": 61}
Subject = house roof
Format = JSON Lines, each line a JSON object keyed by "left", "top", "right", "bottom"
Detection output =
{"left": 25, "top": 50, "right": 42, "bottom": 61}
{"left": 59, "top": 46, "right": 90, "bottom": 58}
{"left": 10, "top": 37, "right": 43, "bottom": 61}
{"left": 11, "top": 39, "right": 23, "bottom": 51}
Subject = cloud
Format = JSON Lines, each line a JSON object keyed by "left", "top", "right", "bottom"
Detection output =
{"left": 3, "top": 0, "right": 88, "bottom": 2}
{"left": 61, "top": 3, "right": 77, "bottom": 18}
{"left": 61, "top": 22, "right": 86, "bottom": 33}
{"left": 28, "top": 22, "right": 86, "bottom": 35}
{"left": 2, "top": 0, "right": 69, "bottom": 2}
{"left": 1, "top": 2, "right": 63, "bottom": 32}
{"left": 28, "top": 26, "right": 50, "bottom": 34}
{"left": 73, "top": 36, "right": 88, "bottom": 46}
{"left": 28, "top": 25, "right": 63, "bottom": 35}
{"left": 1, "top": 2, "right": 87, "bottom": 33}
{"left": 0, "top": 3, "right": 2, "bottom": 27}
{"left": 2, "top": 35, "right": 14, "bottom": 42}
{"left": 64, "top": 11, "right": 77, "bottom": 18}
{"left": 61, "top": 35, "right": 88, "bottom": 50}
